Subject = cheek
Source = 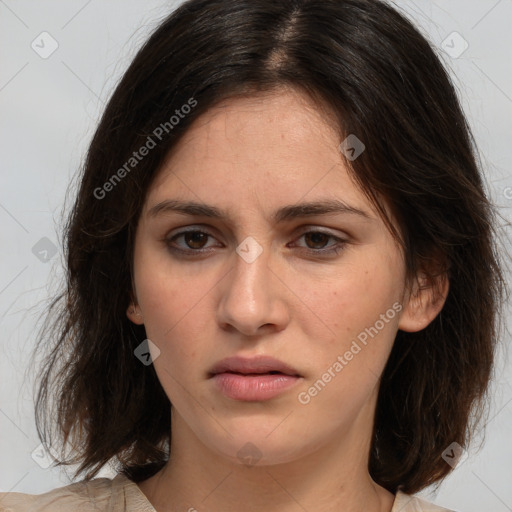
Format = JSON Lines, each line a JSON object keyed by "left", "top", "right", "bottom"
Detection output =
{"left": 136, "top": 270, "right": 208, "bottom": 406}
{"left": 299, "top": 260, "right": 399, "bottom": 335}
{"left": 291, "top": 255, "right": 402, "bottom": 384}
{"left": 133, "top": 252, "right": 212, "bottom": 365}
{"left": 293, "top": 271, "right": 400, "bottom": 425}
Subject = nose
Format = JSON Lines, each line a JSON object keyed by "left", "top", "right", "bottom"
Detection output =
{"left": 216, "top": 242, "right": 290, "bottom": 337}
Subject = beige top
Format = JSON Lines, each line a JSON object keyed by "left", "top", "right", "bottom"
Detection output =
{"left": 0, "top": 473, "right": 454, "bottom": 511}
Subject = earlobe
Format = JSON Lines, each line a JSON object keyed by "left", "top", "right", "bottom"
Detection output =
{"left": 398, "top": 271, "right": 449, "bottom": 333}
{"left": 127, "top": 303, "right": 144, "bottom": 325}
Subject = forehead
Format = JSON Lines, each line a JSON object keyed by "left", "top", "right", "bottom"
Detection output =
{"left": 144, "top": 89, "right": 371, "bottom": 214}
{"left": 165, "top": 90, "right": 339, "bottom": 167}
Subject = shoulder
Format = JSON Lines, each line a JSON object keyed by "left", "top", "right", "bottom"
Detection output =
{"left": 0, "top": 475, "right": 117, "bottom": 512}
{"left": 393, "top": 491, "right": 457, "bottom": 512}
{"left": 0, "top": 473, "right": 155, "bottom": 512}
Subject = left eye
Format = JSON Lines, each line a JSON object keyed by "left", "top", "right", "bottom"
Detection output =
{"left": 296, "top": 231, "right": 338, "bottom": 250}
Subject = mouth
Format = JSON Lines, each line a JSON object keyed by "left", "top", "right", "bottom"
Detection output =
{"left": 208, "top": 355, "right": 302, "bottom": 378}
{"left": 209, "top": 355, "right": 303, "bottom": 401}
{"left": 221, "top": 370, "right": 289, "bottom": 375}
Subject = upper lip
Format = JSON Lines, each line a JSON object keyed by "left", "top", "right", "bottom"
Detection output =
{"left": 209, "top": 355, "right": 301, "bottom": 377}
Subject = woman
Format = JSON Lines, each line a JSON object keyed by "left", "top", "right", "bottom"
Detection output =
{"left": 0, "top": 0, "right": 505, "bottom": 510}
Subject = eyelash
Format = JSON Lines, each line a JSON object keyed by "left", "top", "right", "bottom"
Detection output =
{"left": 164, "top": 228, "right": 348, "bottom": 257}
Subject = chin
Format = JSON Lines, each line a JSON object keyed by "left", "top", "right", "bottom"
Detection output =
{"left": 199, "top": 422, "right": 317, "bottom": 468}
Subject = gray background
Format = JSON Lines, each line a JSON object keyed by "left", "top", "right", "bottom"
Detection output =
{"left": 0, "top": 1, "right": 511, "bottom": 510}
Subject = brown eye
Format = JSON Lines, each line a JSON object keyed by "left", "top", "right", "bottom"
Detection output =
{"left": 292, "top": 230, "right": 347, "bottom": 256}
{"left": 304, "top": 232, "right": 331, "bottom": 249}
{"left": 183, "top": 231, "right": 209, "bottom": 249}
{"left": 165, "top": 229, "right": 218, "bottom": 254}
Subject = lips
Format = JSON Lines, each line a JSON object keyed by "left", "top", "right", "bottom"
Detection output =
{"left": 209, "top": 355, "right": 302, "bottom": 401}
{"left": 209, "top": 355, "right": 301, "bottom": 378}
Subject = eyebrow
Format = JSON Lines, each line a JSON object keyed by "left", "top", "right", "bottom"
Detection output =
{"left": 147, "top": 199, "right": 372, "bottom": 223}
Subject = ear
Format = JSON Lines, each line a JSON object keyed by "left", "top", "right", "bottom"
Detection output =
{"left": 398, "top": 270, "right": 449, "bottom": 333}
{"left": 127, "top": 301, "right": 144, "bottom": 325}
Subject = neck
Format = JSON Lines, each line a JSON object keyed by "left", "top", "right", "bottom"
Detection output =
{"left": 137, "top": 403, "right": 395, "bottom": 512}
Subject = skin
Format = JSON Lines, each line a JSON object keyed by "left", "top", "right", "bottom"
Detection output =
{"left": 127, "top": 87, "right": 448, "bottom": 512}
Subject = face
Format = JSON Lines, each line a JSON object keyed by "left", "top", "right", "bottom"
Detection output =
{"left": 127, "top": 88, "right": 431, "bottom": 467}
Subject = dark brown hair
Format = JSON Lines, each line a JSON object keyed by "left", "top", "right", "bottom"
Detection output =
{"left": 34, "top": 0, "right": 505, "bottom": 494}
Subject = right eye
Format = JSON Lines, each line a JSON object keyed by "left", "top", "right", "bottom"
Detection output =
{"left": 164, "top": 229, "right": 222, "bottom": 256}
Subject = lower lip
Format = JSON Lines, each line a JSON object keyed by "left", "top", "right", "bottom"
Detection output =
{"left": 211, "top": 372, "right": 301, "bottom": 401}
